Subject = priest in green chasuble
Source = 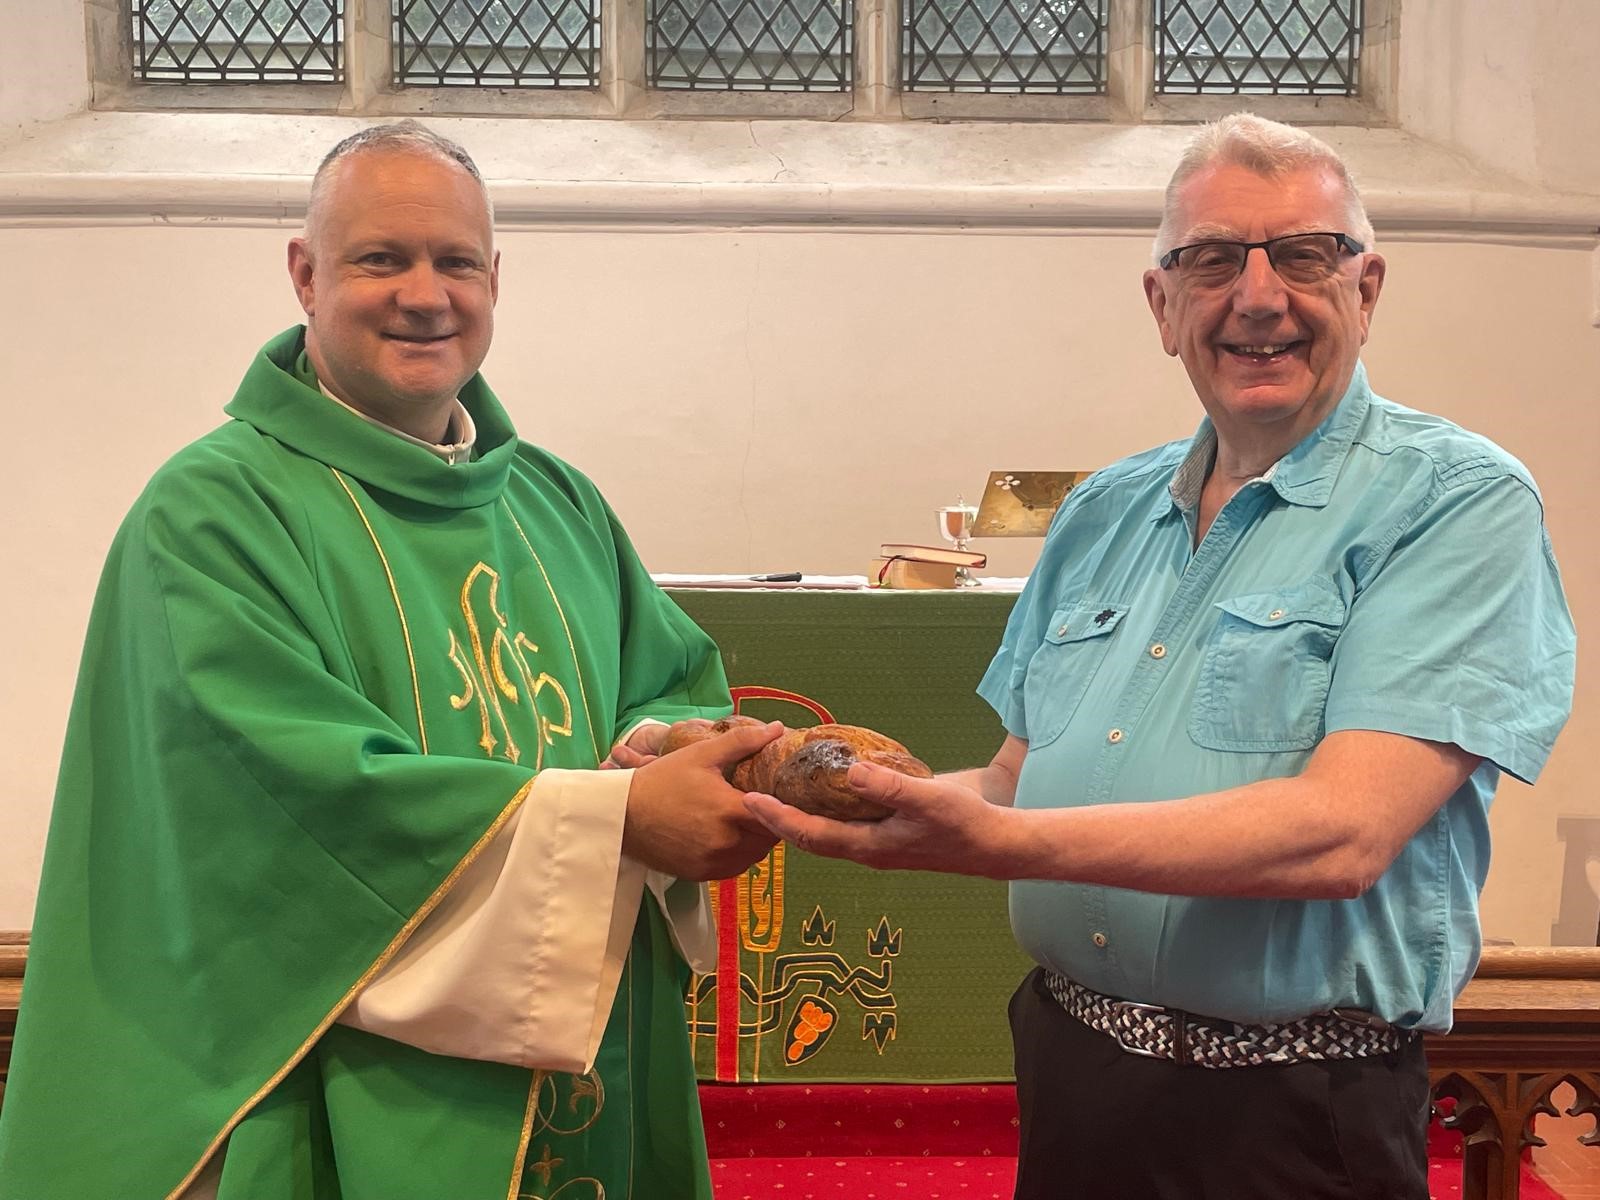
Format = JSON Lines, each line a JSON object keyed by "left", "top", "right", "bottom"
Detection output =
{"left": 0, "top": 123, "right": 778, "bottom": 1200}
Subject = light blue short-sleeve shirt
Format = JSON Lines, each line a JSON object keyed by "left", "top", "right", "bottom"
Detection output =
{"left": 978, "top": 364, "right": 1575, "bottom": 1032}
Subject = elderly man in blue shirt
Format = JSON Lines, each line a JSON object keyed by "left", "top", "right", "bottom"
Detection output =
{"left": 744, "top": 113, "right": 1576, "bottom": 1199}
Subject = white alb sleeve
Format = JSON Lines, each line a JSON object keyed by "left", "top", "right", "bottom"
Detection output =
{"left": 338, "top": 766, "right": 670, "bottom": 1075}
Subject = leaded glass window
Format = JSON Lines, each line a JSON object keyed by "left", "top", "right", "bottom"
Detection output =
{"left": 130, "top": 0, "right": 342, "bottom": 82}
{"left": 902, "top": 0, "right": 1103, "bottom": 94}
{"left": 1154, "top": 0, "right": 1361, "bottom": 95}
{"left": 394, "top": 0, "right": 599, "bottom": 87}
{"left": 649, "top": 0, "right": 852, "bottom": 91}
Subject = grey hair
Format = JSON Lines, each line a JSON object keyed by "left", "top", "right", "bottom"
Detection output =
{"left": 1152, "top": 112, "right": 1375, "bottom": 261}
{"left": 304, "top": 120, "right": 494, "bottom": 242}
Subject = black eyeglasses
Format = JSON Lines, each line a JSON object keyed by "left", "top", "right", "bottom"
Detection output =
{"left": 1159, "top": 232, "right": 1366, "bottom": 288}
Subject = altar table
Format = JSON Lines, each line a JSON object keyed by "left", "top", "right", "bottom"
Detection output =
{"left": 666, "top": 585, "right": 1035, "bottom": 1083}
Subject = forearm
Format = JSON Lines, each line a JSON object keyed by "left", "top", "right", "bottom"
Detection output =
{"left": 977, "top": 729, "right": 1476, "bottom": 897}
{"left": 753, "top": 726, "right": 1477, "bottom": 895}
{"left": 997, "top": 776, "right": 1375, "bottom": 899}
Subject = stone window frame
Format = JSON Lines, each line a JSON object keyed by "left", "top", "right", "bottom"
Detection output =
{"left": 87, "top": 0, "right": 1397, "bottom": 124}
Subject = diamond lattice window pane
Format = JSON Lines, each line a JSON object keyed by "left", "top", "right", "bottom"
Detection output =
{"left": 902, "top": 0, "right": 1103, "bottom": 94}
{"left": 395, "top": 0, "right": 598, "bottom": 88}
{"left": 1155, "top": 0, "right": 1360, "bottom": 94}
{"left": 649, "top": 0, "right": 851, "bottom": 91}
{"left": 131, "top": 0, "right": 342, "bottom": 82}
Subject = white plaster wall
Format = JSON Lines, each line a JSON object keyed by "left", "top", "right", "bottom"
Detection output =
{"left": 0, "top": 0, "right": 88, "bottom": 144}
{"left": 1525, "top": 3, "right": 1600, "bottom": 196}
{"left": 1400, "top": 0, "right": 1600, "bottom": 196}
{"left": 0, "top": 0, "right": 1597, "bottom": 947}
{"left": 0, "top": 223, "right": 1595, "bottom": 946}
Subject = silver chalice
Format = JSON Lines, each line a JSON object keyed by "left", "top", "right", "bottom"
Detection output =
{"left": 936, "top": 501, "right": 982, "bottom": 588}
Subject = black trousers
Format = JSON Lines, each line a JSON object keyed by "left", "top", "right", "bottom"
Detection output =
{"left": 1009, "top": 968, "right": 1431, "bottom": 1200}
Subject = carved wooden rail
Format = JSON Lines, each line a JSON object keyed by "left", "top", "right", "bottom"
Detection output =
{"left": 0, "top": 934, "right": 1594, "bottom": 1197}
{"left": 1427, "top": 946, "right": 1600, "bottom": 1199}
{"left": 0, "top": 932, "right": 23, "bottom": 1110}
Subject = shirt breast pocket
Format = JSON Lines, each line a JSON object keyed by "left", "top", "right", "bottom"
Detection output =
{"left": 1022, "top": 601, "right": 1129, "bottom": 749}
{"left": 1189, "top": 579, "right": 1347, "bottom": 752}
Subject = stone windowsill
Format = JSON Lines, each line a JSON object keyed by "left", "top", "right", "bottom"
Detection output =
{"left": 1, "top": 110, "right": 1598, "bottom": 244}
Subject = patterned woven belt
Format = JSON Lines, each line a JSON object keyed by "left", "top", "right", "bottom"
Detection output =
{"left": 1042, "top": 971, "right": 1414, "bottom": 1069}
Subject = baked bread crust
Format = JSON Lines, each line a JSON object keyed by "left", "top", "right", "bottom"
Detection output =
{"left": 657, "top": 716, "right": 931, "bottom": 821}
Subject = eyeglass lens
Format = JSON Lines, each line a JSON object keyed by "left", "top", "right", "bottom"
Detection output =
{"left": 1175, "top": 234, "right": 1345, "bottom": 286}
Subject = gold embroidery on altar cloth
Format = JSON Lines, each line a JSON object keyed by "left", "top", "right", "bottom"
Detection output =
{"left": 685, "top": 898, "right": 904, "bottom": 1075}
{"left": 450, "top": 562, "right": 575, "bottom": 769}
{"left": 738, "top": 848, "right": 785, "bottom": 1078}
{"left": 737, "top": 846, "right": 786, "bottom": 952}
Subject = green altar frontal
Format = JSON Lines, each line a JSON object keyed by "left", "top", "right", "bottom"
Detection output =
{"left": 667, "top": 588, "right": 1035, "bottom": 1084}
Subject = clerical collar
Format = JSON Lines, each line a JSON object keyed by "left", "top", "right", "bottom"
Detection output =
{"left": 317, "top": 382, "right": 477, "bottom": 465}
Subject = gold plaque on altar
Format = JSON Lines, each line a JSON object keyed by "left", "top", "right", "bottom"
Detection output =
{"left": 971, "top": 471, "right": 1093, "bottom": 537}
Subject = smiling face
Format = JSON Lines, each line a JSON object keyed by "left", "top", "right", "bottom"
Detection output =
{"left": 1143, "top": 162, "right": 1384, "bottom": 462}
{"left": 287, "top": 149, "right": 499, "bottom": 441}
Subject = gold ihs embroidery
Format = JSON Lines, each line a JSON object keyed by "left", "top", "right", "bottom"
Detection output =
{"left": 446, "top": 562, "right": 574, "bottom": 767}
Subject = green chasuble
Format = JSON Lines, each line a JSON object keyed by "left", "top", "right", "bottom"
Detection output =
{"left": 0, "top": 328, "right": 730, "bottom": 1200}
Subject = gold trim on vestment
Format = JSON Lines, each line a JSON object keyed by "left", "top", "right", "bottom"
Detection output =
{"left": 502, "top": 501, "right": 603, "bottom": 764}
{"left": 330, "top": 469, "right": 429, "bottom": 753}
{"left": 688, "top": 968, "right": 699, "bottom": 1070}
{"left": 508, "top": 1069, "right": 546, "bottom": 1200}
{"left": 165, "top": 780, "right": 537, "bottom": 1200}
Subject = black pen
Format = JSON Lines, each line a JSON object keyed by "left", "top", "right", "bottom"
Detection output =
{"left": 748, "top": 572, "right": 802, "bottom": 583}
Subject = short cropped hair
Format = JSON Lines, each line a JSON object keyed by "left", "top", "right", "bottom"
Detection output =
{"left": 305, "top": 120, "right": 493, "bottom": 242}
{"left": 1153, "top": 112, "right": 1375, "bottom": 260}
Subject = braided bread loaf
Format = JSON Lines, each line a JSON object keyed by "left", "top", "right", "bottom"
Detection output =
{"left": 658, "top": 715, "right": 932, "bottom": 821}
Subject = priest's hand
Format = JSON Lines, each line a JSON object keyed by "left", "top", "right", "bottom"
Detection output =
{"left": 623, "top": 720, "right": 783, "bottom": 880}
{"left": 743, "top": 761, "right": 1021, "bottom": 879}
{"left": 601, "top": 719, "right": 712, "bottom": 770}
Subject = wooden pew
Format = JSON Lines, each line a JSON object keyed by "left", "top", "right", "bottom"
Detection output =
{"left": 1429, "top": 946, "right": 1600, "bottom": 1199}
{"left": 0, "top": 932, "right": 22, "bottom": 1110}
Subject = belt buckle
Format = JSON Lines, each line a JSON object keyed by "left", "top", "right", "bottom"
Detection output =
{"left": 1106, "top": 1000, "right": 1176, "bottom": 1061}
{"left": 1330, "top": 1007, "right": 1389, "bottom": 1031}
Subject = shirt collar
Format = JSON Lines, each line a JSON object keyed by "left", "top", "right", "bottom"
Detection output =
{"left": 1156, "top": 362, "right": 1373, "bottom": 522}
{"left": 318, "top": 381, "right": 477, "bottom": 466}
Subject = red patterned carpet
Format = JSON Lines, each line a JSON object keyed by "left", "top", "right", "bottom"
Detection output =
{"left": 702, "top": 1084, "right": 1566, "bottom": 1200}
{"left": 713, "top": 1156, "right": 1014, "bottom": 1199}
{"left": 702, "top": 1083, "right": 1022, "bottom": 1200}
